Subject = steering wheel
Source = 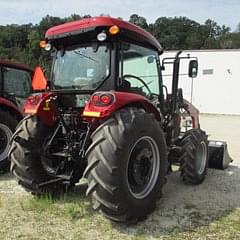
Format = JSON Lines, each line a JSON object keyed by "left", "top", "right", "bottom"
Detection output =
{"left": 122, "top": 74, "right": 152, "bottom": 97}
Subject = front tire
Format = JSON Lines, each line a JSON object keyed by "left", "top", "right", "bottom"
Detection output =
{"left": 0, "top": 109, "right": 18, "bottom": 171}
{"left": 179, "top": 129, "right": 208, "bottom": 184}
{"left": 84, "top": 108, "right": 167, "bottom": 222}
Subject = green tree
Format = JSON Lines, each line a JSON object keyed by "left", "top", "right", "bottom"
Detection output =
{"left": 219, "top": 32, "right": 240, "bottom": 48}
{"left": 0, "top": 13, "right": 239, "bottom": 72}
{"left": 153, "top": 17, "right": 201, "bottom": 49}
{"left": 38, "top": 15, "right": 65, "bottom": 36}
{"left": 202, "top": 19, "right": 230, "bottom": 48}
{"left": 129, "top": 14, "right": 149, "bottom": 30}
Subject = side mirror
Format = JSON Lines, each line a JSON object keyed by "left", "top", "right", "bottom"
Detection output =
{"left": 188, "top": 60, "right": 198, "bottom": 78}
{"left": 32, "top": 66, "right": 48, "bottom": 91}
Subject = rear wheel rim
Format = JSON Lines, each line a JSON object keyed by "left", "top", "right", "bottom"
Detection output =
{"left": 0, "top": 123, "right": 13, "bottom": 161}
{"left": 196, "top": 141, "right": 207, "bottom": 175}
{"left": 127, "top": 136, "right": 160, "bottom": 199}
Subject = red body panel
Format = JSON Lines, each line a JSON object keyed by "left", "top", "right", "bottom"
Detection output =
{"left": 23, "top": 93, "right": 57, "bottom": 126}
{"left": 0, "top": 97, "right": 22, "bottom": 116}
{"left": 24, "top": 91, "right": 161, "bottom": 126}
{"left": 45, "top": 17, "right": 162, "bottom": 52}
{"left": 83, "top": 91, "right": 161, "bottom": 121}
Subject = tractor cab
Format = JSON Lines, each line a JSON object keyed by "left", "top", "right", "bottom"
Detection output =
{"left": 34, "top": 17, "right": 199, "bottom": 123}
{"left": 0, "top": 60, "right": 33, "bottom": 109}
{"left": 36, "top": 17, "right": 164, "bottom": 108}
{"left": 0, "top": 60, "right": 33, "bottom": 169}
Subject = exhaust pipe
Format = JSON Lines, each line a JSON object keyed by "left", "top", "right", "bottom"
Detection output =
{"left": 208, "top": 140, "right": 233, "bottom": 170}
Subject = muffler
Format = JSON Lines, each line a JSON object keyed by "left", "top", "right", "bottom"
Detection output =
{"left": 208, "top": 140, "right": 233, "bottom": 170}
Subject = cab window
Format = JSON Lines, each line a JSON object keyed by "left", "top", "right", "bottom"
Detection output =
{"left": 3, "top": 67, "right": 32, "bottom": 98}
{"left": 119, "top": 43, "right": 160, "bottom": 98}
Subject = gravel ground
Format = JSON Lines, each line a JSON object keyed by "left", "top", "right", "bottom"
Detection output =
{"left": 0, "top": 114, "right": 239, "bottom": 238}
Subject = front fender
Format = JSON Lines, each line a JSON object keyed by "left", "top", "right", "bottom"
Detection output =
{"left": 83, "top": 91, "right": 161, "bottom": 121}
{"left": 183, "top": 99, "right": 200, "bottom": 128}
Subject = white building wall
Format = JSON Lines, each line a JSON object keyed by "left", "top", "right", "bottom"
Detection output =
{"left": 161, "top": 50, "right": 240, "bottom": 115}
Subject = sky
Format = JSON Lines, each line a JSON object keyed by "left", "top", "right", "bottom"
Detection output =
{"left": 0, "top": 0, "right": 240, "bottom": 31}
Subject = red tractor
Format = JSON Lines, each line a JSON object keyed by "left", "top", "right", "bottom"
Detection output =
{"left": 0, "top": 60, "right": 33, "bottom": 170}
{"left": 9, "top": 17, "right": 231, "bottom": 222}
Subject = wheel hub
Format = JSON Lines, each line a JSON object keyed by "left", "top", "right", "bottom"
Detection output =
{"left": 127, "top": 136, "right": 160, "bottom": 199}
{"left": 132, "top": 148, "right": 152, "bottom": 185}
{"left": 196, "top": 141, "right": 207, "bottom": 175}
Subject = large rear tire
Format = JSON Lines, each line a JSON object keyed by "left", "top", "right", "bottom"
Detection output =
{"left": 9, "top": 115, "right": 66, "bottom": 195}
{"left": 179, "top": 128, "right": 208, "bottom": 184}
{"left": 0, "top": 109, "right": 18, "bottom": 171}
{"left": 84, "top": 108, "right": 167, "bottom": 223}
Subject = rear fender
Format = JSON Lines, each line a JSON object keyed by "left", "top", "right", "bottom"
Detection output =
{"left": 23, "top": 92, "right": 57, "bottom": 126}
{"left": 0, "top": 97, "right": 23, "bottom": 120}
{"left": 83, "top": 91, "right": 161, "bottom": 121}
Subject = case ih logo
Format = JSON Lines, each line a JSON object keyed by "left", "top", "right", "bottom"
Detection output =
{"left": 43, "top": 100, "right": 51, "bottom": 111}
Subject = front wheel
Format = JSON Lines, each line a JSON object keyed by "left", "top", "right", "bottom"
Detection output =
{"left": 84, "top": 108, "right": 168, "bottom": 222}
{"left": 179, "top": 129, "right": 208, "bottom": 184}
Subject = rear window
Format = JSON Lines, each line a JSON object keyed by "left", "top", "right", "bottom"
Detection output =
{"left": 3, "top": 67, "right": 32, "bottom": 98}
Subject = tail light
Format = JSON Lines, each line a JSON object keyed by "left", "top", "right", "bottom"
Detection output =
{"left": 92, "top": 95, "right": 100, "bottom": 104}
{"left": 91, "top": 93, "right": 114, "bottom": 106}
{"left": 100, "top": 95, "right": 112, "bottom": 105}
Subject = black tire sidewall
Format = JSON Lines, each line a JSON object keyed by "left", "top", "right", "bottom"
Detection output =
{"left": 87, "top": 108, "right": 168, "bottom": 221}
{"left": 180, "top": 129, "right": 208, "bottom": 184}
{"left": 118, "top": 114, "right": 166, "bottom": 211}
{"left": 0, "top": 109, "right": 18, "bottom": 166}
{"left": 10, "top": 115, "right": 56, "bottom": 192}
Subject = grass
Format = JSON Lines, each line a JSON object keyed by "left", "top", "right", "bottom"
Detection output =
{"left": 0, "top": 173, "right": 239, "bottom": 240}
{"left": 19, "top": 191, "right": 90, "bottom": 221}
{"left": 62, "top": 202, "right": 86, "bottom": 220}
{"left": 20, "top": 196, "right": 55, "bottom": 213}
{"left": 1, "top": 193, "right": 239, "bottom": 240}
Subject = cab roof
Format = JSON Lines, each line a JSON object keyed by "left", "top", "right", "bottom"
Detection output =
{"left": 45, "top": 16, "right": 162, "bottom": 53}
{"left": 0, "top": 59, "right": 33, "bottom": 73}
